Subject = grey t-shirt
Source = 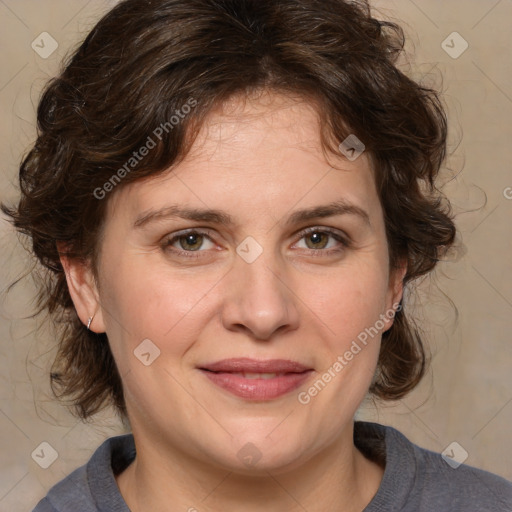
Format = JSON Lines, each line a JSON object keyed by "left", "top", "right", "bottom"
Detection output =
{"left": 32, "top": 421, "right": 512, "bottom": 511}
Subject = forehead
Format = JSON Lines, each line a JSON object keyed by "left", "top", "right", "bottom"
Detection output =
{"left": 185, "top": 91, "right": 362, "bottom": 165}
{"left": 107, "top": 92, "right": 379, "bottom": 223}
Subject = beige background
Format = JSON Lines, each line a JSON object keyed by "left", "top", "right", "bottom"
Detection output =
{"left": 0, "top": 0, "right": 511, "bottom": 510}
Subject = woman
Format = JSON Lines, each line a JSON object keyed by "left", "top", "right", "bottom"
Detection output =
{"left": 3, "top": 0, "right": 511, "bottom": 510}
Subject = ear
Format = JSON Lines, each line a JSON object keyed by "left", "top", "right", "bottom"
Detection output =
{"left": 384, "top": 259, "right": 407, "bottom": 328}
{"left": 57, "top": 242, "right": 106, "bottom": 333}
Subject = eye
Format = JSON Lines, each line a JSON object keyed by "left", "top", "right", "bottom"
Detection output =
{"left": 162, "top": 229, "right": 216, "bottom": 258}
{"left": 161, "top": 226, "right": 350, "bottom": 260}
{"left": 293, "top": 227, "right": 350, "bottom": 255}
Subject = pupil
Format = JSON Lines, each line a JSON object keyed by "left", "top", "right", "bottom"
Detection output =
{"left": 308, "top": 232, "right": 327, "bottom": 249}
{"left": 181, "top": 233, "right": 202, "bottom": 250}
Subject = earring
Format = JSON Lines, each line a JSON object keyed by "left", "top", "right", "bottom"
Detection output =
{"left": 86, "top": 314, "right": 95, "bottom": 330}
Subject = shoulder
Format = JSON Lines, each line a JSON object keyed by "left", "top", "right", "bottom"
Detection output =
{"left": 410, "top": 438, "right": 512, "bottom": 510}
{"left": 355, "top": 421, "right": 512, "bottom": 512}
{"left": 31, "top": 463, "right": 93, "bottom": 512}
{"left": 31, "top": 434, "right": 134, "bottom": 512}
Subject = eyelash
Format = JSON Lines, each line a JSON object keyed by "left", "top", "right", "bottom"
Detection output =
{"left": 161, "top": 227, "right": 351, "bottom": 260}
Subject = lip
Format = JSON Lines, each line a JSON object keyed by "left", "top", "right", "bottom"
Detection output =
{"left": 200, "top": 357, "right": 311, "bottom": 373}
{"left": 198, "top": 358, "right": 314, "bottom": 400}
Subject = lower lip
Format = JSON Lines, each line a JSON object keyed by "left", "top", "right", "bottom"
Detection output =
{"left": 200, "top": 370, "right": 313, "bottom": 400}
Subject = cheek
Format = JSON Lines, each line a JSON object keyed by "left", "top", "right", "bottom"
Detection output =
{"left": 98, "top": 222, "right": 391, "bottom": 373}
{"left": 309, "top": 263, "right": 389, "bottom": 342}
{"left": 97, "top": 249, "right": 222, "bottom": 359}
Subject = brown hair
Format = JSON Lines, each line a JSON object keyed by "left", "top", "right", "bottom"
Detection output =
{"left": 2, "top": 0, "right": 456, "bottom": 419}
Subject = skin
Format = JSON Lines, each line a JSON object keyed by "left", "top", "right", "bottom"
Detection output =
{"left": 61, "top": 90, "right": 406, "bottom": 512}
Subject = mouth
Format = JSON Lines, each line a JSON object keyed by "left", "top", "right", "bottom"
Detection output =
{"left": 198, "top": 358, "right": 314, "bottom": 400}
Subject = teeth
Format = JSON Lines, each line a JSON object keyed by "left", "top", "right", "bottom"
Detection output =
{"left": 232, "top": 372, "right": 279, "bottom": 379}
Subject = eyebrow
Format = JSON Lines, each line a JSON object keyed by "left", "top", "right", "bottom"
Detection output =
{"left": 133, "top": 199, "right": 371, "bottom": 229}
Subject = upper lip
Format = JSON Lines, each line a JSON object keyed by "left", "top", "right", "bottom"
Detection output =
{"left": 199, "top": 358, "right": 312, "bottom": 373}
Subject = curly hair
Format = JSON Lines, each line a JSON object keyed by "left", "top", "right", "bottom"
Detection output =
{"left": 1, "top": 0, "right": 456, "bottom": 419}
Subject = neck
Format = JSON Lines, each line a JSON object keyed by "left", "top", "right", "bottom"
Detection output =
{"left": 116, "top": 422, "right": 384, "bottom": 512}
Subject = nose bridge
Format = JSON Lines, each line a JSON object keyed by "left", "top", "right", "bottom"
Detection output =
{"left": 220, "top": 243, "right": 300, "bottom": 340}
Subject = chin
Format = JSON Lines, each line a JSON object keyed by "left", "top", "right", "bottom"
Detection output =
{"left": 206, "top": 430, "right": 313, "bottom": 475}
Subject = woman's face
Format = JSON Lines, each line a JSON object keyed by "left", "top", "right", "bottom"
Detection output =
{"left": 88, "top": 92, "right": 404, "bottom": 472}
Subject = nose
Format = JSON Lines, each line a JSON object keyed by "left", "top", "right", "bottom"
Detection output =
{"left": 220, "top": 250, "right": 300, "bottom": 341}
